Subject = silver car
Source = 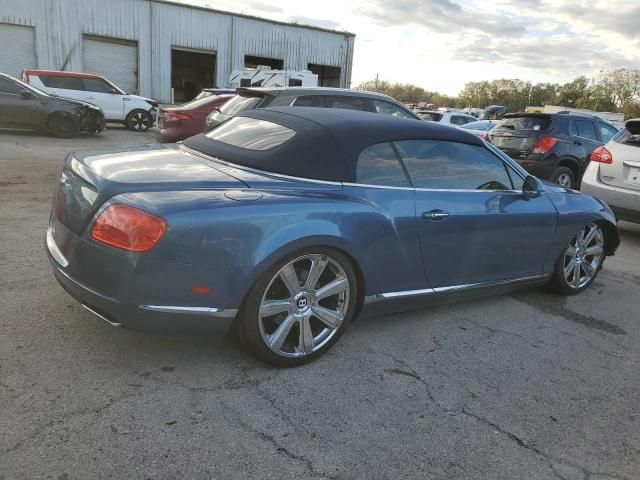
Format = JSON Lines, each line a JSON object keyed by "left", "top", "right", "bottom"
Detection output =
{"left": 581, "top": 119, "right": 640, "bottom": 223}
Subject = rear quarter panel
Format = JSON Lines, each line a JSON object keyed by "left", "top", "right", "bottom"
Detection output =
{"left": 100, "top": 186, "right": 423, "bottom": 310}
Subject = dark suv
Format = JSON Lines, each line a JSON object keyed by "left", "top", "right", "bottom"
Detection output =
{"left": 488, "top": 112, "right": 619, "bottom": 187}
{"left": 205, "top": 87, "right": 421, "bottom": 130}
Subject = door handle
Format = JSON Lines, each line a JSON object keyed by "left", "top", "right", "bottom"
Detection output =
{"left": 423, "top": 209, "right": 449, "bottom": 221}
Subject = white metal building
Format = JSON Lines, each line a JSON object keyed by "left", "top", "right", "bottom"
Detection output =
{"left": 0, "top": 0, "right": 355, "bottom": 102}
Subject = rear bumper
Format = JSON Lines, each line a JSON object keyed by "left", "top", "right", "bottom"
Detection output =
{"left": 581, "top": 164, "right": 640, "bottom": 223}
{"left": 46, "top": 225, "right": 237, "bottom": 333}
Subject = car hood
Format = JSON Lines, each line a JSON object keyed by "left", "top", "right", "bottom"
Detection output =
{"left": 124, "top": 93, "right": 158, "bottom": 106}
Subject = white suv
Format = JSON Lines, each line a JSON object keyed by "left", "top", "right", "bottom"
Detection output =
{"left": 22, "top": 69, "right": 158, "bottom": 131}
{"left": 581, "top": 119, "right": 640, "bottom": 223}
{"left": 417, "top": 109, "right": 477, "bottom": 127}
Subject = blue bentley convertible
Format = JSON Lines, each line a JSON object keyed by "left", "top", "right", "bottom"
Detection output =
{"left": 47, "top": 107, "right": 619, "bottom": 366}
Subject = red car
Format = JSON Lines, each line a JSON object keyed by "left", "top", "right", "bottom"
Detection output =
{"left": 156, "top": 90, "right": 235, "bottom": 142}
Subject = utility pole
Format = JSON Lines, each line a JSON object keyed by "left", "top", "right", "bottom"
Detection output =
{"left": 375, "top": 73, "right": 379, "bottom": 91}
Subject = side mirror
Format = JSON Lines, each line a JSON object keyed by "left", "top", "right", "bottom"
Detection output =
{"left": 19, "top": 90, "right": 32, "bottom": 99}
{"left": 523, "top": 175, "right": 543, "bottom": 198}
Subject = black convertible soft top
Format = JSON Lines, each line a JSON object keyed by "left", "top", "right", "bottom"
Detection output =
{"left": 183, "top": 107, "right": 484, "bottom": 183}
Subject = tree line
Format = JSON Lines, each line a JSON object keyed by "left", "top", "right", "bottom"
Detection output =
{"left": 356, "top": 69, "right": 640, "bottom": 119}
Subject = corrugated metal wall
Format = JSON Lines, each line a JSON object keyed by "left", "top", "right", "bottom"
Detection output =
{"left": 0, "top": 0, "right": 354, "bottom": 102}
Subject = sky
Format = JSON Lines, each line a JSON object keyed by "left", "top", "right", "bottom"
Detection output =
{"left": 179, "top": 0, "right": 640, "bottom": 96}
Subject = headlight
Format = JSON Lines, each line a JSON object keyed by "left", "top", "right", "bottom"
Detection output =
{"left": 146, "top": 100, "right": 158, "bottom": 108}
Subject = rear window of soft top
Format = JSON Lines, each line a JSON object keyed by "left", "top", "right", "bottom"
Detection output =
{"left": 204, "top": 116, "right": 295, "bottom": 150}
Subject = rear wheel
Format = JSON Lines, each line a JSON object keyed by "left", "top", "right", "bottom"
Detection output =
{"left": 238, "top": 247, "right": 358, "bottom": 367}
{"left": 549, "top": 223, "right": 605, "bottom": 295}
{"left": 551, "top": 166, "right": 575, "bottom": 188}
{"left": 126, "top": 109, "right": 152, "bottom": 131}
{"left": 49, "top": 112, "right": 79, "bottom": 138}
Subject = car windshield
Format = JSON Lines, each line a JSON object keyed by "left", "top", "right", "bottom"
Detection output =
{"left": 218, "top": 94, "right": 263, "bottom": 116}
{"left": 14, "top": 76, "right": 50, "bottom": 97}
{"left": 463, "top": 121, "right": 492, "bottom": 131}
{"left": 419, "top": 112, "right": 443, "bottom": 122}
{"left": 496, "top": 116, "right": 551, "bottom": 131}
{"left": 180, "top": 95, "right": 233, "bottom": 109}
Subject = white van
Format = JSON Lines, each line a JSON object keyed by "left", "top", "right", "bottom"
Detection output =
{"left": 22, "top": 69, "right": 158, "bottom": 131}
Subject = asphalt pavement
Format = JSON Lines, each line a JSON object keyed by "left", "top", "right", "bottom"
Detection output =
{"left": 1, "top": 126, "right": 639, "bottom": 480}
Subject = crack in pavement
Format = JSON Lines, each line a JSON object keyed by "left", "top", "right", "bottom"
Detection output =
{"left": 2, "top": 389, "right": 140, "bottom": 455}
{"left": 382, "top": 352, "right": 634, "bottom": 480}
{"left": 218, "top": 398, "right": 340, "bottom": 480}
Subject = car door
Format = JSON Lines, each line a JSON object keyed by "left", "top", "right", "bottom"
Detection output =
{"left": 81, "top": 77, "right": 123, "bottom": 120}
{"left": 394, "top": 139, "right": 557, "bottom": 288}
{"left": 0, "top": 77, "right": 42, "bottom": 129}
{"left": 347, "top": 142, "right": 428, "bottom": 294}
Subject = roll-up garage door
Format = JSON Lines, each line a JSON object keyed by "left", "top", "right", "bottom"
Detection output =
{"left": 83, "top": 35, "right": 138, "bottom": 94}
{"left": 0, "top": 24, "right": 36, "bottom": 78}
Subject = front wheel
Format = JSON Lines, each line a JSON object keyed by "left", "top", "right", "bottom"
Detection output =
{"left": 549, "top": 223, "right": 605, "bottom": 295}
{"left": 49, "top": 112, "right": 79, "bottom": 138}
{"left": 126, "top": 109, "right": 152, "bottom": 131}
{"left": 238, "top": 248, "right": 358, "bottom": 367}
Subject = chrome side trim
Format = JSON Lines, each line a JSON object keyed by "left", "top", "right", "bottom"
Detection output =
{"left": 81, "top": 303, "right": 123, "bottom": 327}
{"left": 46, "top": 226, "right": 69, "bottom": 268}
{"left": 139, "top": 305, "right": 238, "bottom": 318}
{"left": 364, "top": 288, "right": 436, "bottom": 304}
{"left": 364, "top": 274, "right": 551, "bottom": 304}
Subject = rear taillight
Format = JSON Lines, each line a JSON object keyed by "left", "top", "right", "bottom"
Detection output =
{"left": 91, "top": 204, "right": 167, "bottom": 253}
{"left": 532, "top": 136, "right": 558, "bottom": 154}
{"left": 590, "top": 146, "right": 613, "bottom": 164}
{"left": 162, "top": 112, "right": 192, "bottom": 121}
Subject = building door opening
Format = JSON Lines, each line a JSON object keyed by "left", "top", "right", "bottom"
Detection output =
{"left": 171, "top": 48, "right": 216, "bottom": 103}
{"left": 308, "top": 64, "right": 341, "bottom": 88}
{"left": 244, "top": 55, "right": 284, "bottom": 70}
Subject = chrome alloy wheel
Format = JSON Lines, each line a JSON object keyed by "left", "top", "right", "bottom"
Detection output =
{"left": 258, "top": 254, "right": 350, "bottom": 358}
{"left": 563, "top": 223, "right": 604, "bottom": 289}
{"left": 129, "top": 111, "right": 150, "bottom": 130}
{"left": 555, "top": 173, "right": 573, "bottom": 187}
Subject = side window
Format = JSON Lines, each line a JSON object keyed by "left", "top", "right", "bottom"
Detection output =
{"left": 356, "top": 142, "right": 410, "bottom": 187}
{"left": 575, "top": 120, "right": 598, "bottom": 141}
{"left": 83, "top": 78, "right": 113, "bottom": 93}
{"left": 506, "top": 165, "right": 525, "bottom": 190}
{"left": 598, "top": 123, "right": 618, "bottom": 143}
{"left": 44, "top": 76, "right": 85, "bottom": 90}
{"left": 372, "top": 100, "right": 415, "bottom": 119}
{"left": 292, "top": 96, "right": 317, "bottom": 107}
{"left": 0, "top": 77, "right": 22, "bottom": 94}
{"left": 450, "top": 115, "right": 469, "bottom": 126}
{"left": 325, "top": 96, "right": 371, "bottom": 112}
{"left": 394, "top": 140, "right": 513, "bottom": 190}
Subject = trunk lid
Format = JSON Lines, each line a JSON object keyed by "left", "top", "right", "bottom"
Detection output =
{"left": 489, "top": 114, "right": 552, "bottom": 159}
{"left": 599, "top": 120, "right": 640, "bottom": 191}
{"left": 53, "top": 143, "right": 246, "bottom": 236}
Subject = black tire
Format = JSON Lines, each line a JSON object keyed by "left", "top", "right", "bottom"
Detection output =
{"left": 48, "top": 112, "right": 79, "bottom": 138}
{"left": 237, "top": 247, "right": 359, "bottom": 367}
{"left": 126, "top": 109, "right": 152, "bottom": 131}
{"left": 550, "top": 166, "right": 575, "bottom": 188}
{"left": 548, "top": 223, "right": 605, "bottom": 295}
